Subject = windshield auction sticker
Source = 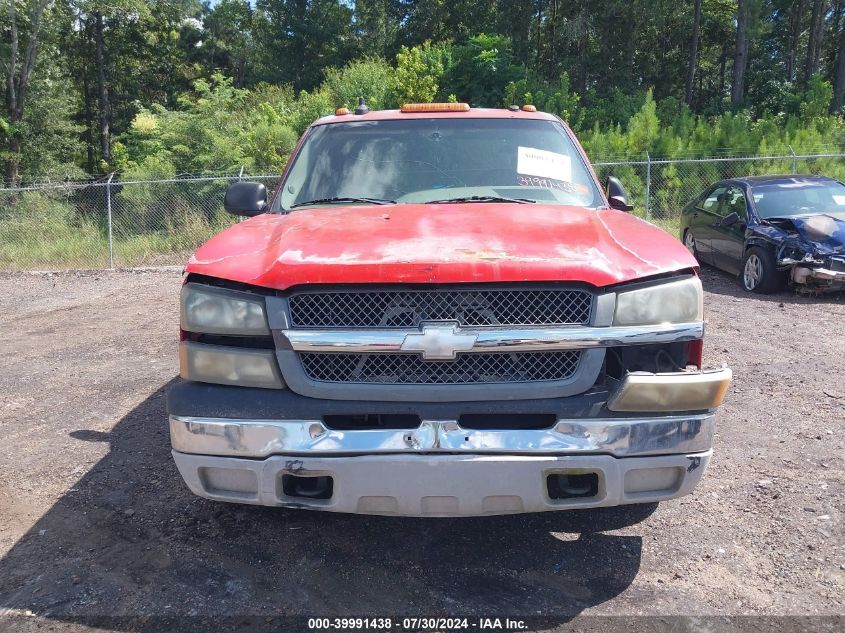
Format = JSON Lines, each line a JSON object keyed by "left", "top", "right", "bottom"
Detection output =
{"left": 517, "top": 146, "right": 572, "bottom": 182}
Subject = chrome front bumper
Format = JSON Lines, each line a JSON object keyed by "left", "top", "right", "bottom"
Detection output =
{"left": 170, "top": 410, "right": 717, "bottom": 515}
{"left": 170, "top": 412, "right": 715, "bottom": 459}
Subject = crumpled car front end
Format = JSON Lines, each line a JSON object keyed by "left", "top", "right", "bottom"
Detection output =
{"left": 765, "top": 213, "right": 845, "bottom": 291}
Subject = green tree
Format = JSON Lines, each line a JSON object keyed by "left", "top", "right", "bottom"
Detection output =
{"left": 442, "top": 34, "right": 522, "bottom": 106}
{"left": 118, "top": 74, "right": 297, "bottom": 175}
{"left": 0, "top": 0, "right": 59, "bottom": 183}
{"left": 401, "top": 0, "right": 498, "bottom": 45}
{"left": 392, "top": 41, "right": 449, "bottom": 103}
{"left": 505, "top": 71, "right": 581, "bottom": 125}
{"left": 200, "top": 0, "right": 256, "bottom": 87}
{"left": 323, "top": 57, "right": 396, "bottom": 110}
{"left": 354, "top": 0, "right": 402, "bottom": 59}
{"left": 254, "top": 0, "right": 355, "bottom": 90}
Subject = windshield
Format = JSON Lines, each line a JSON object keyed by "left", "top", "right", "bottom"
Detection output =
{"left": 751, "top": 180, "right": 845, "bottom": 219}
{"left": 276, "top": 118, "right": 601, "bottom": 211}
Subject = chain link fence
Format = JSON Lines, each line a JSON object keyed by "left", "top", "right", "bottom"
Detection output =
{"left": 1, "top": 153, "right": 843, "bottom": 271}
{"left": 0, "top": 174, "right": 279, "bottom": 271}
{"left": 592, "top": 151, "right": 845, "bottom": 235}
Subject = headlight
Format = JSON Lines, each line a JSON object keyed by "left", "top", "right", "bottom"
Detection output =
{"left": 180, "top": 342, "right": 284, "bottom": 389}
{"left": 181, "top": 283, "right": 269, "bottom": 335}
{"left": 613, "top": 277, "right": 703, "bottom": 326}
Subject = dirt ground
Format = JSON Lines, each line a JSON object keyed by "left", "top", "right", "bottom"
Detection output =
{"left": 0, "top": 267, "right": 843, "bottom": 632}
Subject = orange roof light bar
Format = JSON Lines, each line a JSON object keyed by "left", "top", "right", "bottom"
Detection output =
{"left": 335, "top": 107, "right": 350, "bottom": 115}
{"left": 521, "top": 104, "right": 537, "bottom": 112}
{"left": 401, "top": 102, "right": 471, "bottom": 113}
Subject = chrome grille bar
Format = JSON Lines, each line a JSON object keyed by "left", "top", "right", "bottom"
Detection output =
{"left": 284, "top": 322, "right": 705, "bottom": 354}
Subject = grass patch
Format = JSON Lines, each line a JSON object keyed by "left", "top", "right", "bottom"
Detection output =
{"left": 646, "top": 215, "right": 681, "bottom": 238}
{"left": 0, "top": 190, "right": 236, "bottom": 271}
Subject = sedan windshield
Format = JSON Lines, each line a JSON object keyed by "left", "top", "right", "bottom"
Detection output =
{"left": 751, "top": 180, "right": 845, "bottom": 219}
{"left": 276, "top": 118, "right": 601, "bottom": 211}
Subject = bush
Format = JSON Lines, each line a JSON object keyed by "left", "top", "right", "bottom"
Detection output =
{"left": 393, "top": 41, "right": 449, "bottom": 104}
{"left": 323, "top": 58, "right": 397, "bottom": 111}
{"left": 441, "top": 34, "right": 522, "bottom": 106}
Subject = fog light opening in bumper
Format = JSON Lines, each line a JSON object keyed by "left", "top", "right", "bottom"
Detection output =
{"left": 547, "top": 472, "right": 599, "bottom": 500}
{"left": 623, "top": 466, "right": 684, "bottom": 498}
{"left": 197, "top": 466, "right": 259, "bottom": 500}
{"left": 282, "top": 474, "right": 334, "bottom": 500}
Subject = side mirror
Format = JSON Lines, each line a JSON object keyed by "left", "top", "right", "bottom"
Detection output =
{"left": 224, "top": 181, "right": 268, "bottom": 217}
{"left": 605, "top": 176, "right": 634, "bottom": 212}
{"left": 718, "top": 211, "right": 740, "bottom": 228}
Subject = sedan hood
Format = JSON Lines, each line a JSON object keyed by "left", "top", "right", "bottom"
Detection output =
{"left": 186, "top": 203, "right": 696, "bottom": 290}
{"left": 767, "top": 212, "right": 845, "bottom": 254}
{"left": 788, "top": 213, "right": 845, "bottom": 251}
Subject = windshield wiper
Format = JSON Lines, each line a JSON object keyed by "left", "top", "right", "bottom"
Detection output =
{"left": 427, "top": 195, "right": 536, "bottom": 204}
{"left": 291, "top": 196, "right": 395, "bottom": 208}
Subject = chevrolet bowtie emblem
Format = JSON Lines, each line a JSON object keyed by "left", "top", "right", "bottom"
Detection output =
{"left": 400, "top": 324, "right": 478, "bottom": 360}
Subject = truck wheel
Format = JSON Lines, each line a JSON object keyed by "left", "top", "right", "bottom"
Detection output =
{"left": 741, "top": 246, "right": 784, "bottom": 294}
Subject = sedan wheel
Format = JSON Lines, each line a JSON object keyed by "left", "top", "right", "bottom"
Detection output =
{"left": 743, "top": 253, "right": 763, "bottom": 290}
{"left": 740, "top": 246, "right": 785, "bottom": 294}
{"left": 683, "top": 231, "right": 697, "bottom": 258}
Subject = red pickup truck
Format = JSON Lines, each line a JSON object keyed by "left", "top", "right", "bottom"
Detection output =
{"left": 168, "top": 102, "right": 731, "bottom": 516}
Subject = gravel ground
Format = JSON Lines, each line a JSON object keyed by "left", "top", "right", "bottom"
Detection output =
{"left": 0, "top": 268, "right": 843, "bottom": 632}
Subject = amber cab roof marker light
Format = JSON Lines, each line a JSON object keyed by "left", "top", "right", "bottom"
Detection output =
{"left": 335, "top": 107, "right": 350, "bottom": 116}
{"left": 401, "top": 102, "right": 471, "bottom": 113}
{"left": 521, "top": 104, "right": 537, "bottom": 112}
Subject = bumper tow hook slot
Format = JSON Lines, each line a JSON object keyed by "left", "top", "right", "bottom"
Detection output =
{"left": 282, "top": 474, "right": 334, "bottom": 500}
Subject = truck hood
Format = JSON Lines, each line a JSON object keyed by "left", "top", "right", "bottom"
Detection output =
{"left": 186, "top": 203, "right": 696, "bottom": 290}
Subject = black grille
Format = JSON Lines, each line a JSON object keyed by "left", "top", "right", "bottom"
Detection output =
{"left": 300, "top": 351, "right": 581, "bottom": 385}
{"left": 288, "top": 288, "right": 593, "bottom": 328}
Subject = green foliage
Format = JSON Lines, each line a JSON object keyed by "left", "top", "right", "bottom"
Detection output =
{"left": 288, "top": 87, "right": 335, "bottom": 135}
{"left": 323, "top": 58, "right": 397, "bottom": 111}
{"left": 392, "top": 41, "right": 449, "bottom": 104}
{"left": 442, "top": 34, "right": 522, "bottom": 106}
{"left": 14, "top": 71, "right": 87, "bottom": 180}
{"left": 505, "top": 72, "right": 581, "bottom": 126}
{"left": 199, "top": 0, "right": 256, "bottom": 87}
{"left": 118, "top": 74, "right": 297, "bottom": 176}
{"left": 625, "top": 90, "right": 660, "bottom": 155}
{"left": 354, "top": 0, "right": 402, "bottom": 59}
{"left": 4, "top": 0, "right": 845, "bottom": 185}
{"left": 800, "top": 77, "right": 834, "bottom": 121}
{"left": 253, "top": 0, "right": 355, "bottom": 90}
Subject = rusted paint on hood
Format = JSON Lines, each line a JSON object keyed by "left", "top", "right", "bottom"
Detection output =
{"left": 186, "top": 203, "right": 696, "bottom": 290}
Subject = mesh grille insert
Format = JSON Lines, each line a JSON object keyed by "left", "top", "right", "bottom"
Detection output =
{"left": 300, "top": 351, "right": 581, "bottom": 385}
{"left": 288, "top": 288, "right": 593, "bottom": 328}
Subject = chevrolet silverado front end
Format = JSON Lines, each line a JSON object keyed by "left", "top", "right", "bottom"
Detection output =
{"left": 167, "top": 104, "right": 731, "bottom": 516}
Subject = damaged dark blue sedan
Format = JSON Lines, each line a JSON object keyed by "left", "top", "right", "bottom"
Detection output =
{"left": 680, "top": 175, "right": 845, "bottom": 293}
